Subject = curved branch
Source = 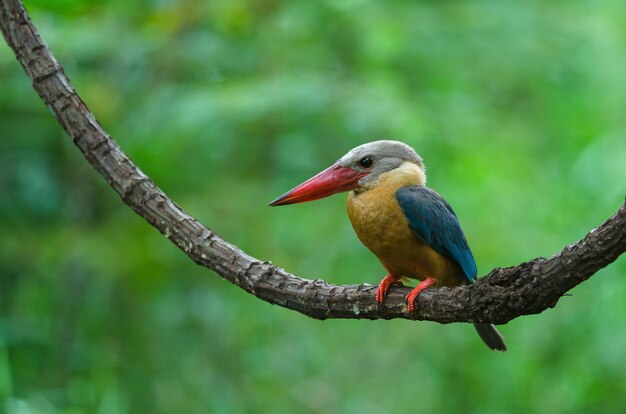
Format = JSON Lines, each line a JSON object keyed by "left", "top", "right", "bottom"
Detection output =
{"left": 2, "top": 0, "right": 625, "bottom": 325}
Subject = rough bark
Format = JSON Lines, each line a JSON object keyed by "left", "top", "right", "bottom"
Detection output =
{"left": 2, "top": 0, "right": 625, "bottom": 325}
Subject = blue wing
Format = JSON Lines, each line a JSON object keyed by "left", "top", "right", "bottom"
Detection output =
{"left": 395, "top": 186, "right": 477, "bottom": 283}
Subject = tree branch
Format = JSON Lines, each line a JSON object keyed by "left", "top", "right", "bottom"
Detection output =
{"left": 2, "top": 0, "right": 625, "bottom": 325}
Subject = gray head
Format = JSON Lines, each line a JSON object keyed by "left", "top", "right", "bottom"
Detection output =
{"left": 337, "top": 140, "right": 424, "bottom": 188}
{"left": 270, "top": 140, "right": 425, "bottom": 206}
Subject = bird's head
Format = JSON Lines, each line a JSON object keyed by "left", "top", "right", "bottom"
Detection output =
{"left": 270, "top": 140, "right": 425, "bottom": 206}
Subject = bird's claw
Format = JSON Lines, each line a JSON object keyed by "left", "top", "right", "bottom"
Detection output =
{"left": 404, "top": 277, "right": 437, "bottom": 315}
{"left": 405, "top": 291, "right": 419, "bottom": 314}
{"left": 375, "top": 274, "right": 402, "bottom": 305}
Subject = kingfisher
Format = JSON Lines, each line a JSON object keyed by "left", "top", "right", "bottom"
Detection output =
{"left": 270, "top": 140, "right": 506, "bottom": 351}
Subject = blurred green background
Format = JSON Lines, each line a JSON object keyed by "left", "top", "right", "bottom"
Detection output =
{"left": 1, "top": 0, "right": 626, "bottom": 413}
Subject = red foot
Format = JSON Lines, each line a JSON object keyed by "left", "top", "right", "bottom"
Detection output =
{"left": 376, "top": 274, "right": 403, "bottom": 304}
{"left": 406, "top": 277, "right": 437, "bottom": 313}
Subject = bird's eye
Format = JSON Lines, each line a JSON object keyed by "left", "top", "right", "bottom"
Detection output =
{"left": 359, "top": 157, "right": 373, "bottom": 168}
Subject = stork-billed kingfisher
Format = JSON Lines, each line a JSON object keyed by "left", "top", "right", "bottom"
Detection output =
{"left": 270, "top": 140, "right": 506, "bottom": 351}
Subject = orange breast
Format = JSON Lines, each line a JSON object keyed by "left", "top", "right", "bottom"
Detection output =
{"left": 346, "top": 167, "right": 465, "bottom": 287}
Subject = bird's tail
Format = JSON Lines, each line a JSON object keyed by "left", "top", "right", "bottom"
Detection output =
{"left": 473, "top": 323, "right": 507, "bottom": 351}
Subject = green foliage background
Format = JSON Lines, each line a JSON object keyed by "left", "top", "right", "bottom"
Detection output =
{"left": 1, "top": 1, "right": 625, "bottom": 413}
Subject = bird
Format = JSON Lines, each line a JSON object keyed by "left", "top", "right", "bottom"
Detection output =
{"left": 269, "top": 140, "right": 506, "bottom": 351}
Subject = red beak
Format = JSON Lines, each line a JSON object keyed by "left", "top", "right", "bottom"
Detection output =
{"left": 270, "top": 164, "right": 368, "bottom": 206}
